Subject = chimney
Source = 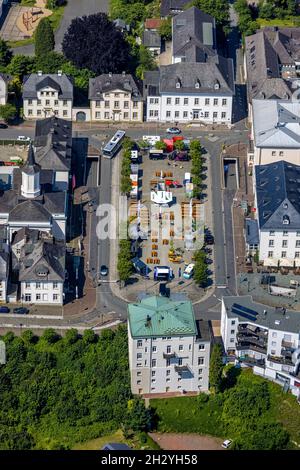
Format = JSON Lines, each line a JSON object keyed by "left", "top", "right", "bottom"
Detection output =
{"left": 38, "top": 70, "right": 42, "bottom": 76}
{"left": 122, "top": 71, "right": 126, "bottom": 77}
{"left": 57, "top": 70, "right": 62, "bottom": 76}
{"left": 108, "top": 72, "right": 112, "bottom": 77}
{"left": 263, "top": 309, "right": 267, "bottom": 316}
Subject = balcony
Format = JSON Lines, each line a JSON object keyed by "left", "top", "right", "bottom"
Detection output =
{"left": 238, "top": 325, "right": 268, "bottom": 338}
{"left": 282, "top": 340, "right": 295, "bottom": 349}
{"left": 238, "top": 356, "right": 265, "bottom": 368}
{"left": 163, "top": 351, "right": 176, "bottom": 359}
{"left": 237, "top": 334, "right": 267, "bottom": 349}
{"left": 267, "top": 355, "right": 294, "bottom": 366}
{"left": 175, "top": 364, "right": 190, "bottom": 374}
{"left": 236, "top": 343, "right": 267, "bottom": 355}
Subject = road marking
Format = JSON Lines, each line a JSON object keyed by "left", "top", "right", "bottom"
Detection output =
{"left": 216, "top": 285, "right": 227, "bottom": 288}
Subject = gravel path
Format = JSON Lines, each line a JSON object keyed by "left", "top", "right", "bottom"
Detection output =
{"left": 149, "top": 433, "right": 225, "bottom": 450}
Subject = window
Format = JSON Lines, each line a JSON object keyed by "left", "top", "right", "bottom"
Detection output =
{"left": 179, "top": 345, "right": 183, "bottom": 351}
{"left": 198, "top": 357, "right": 204, "bottom": 365}
{"left": 54, "top": 110, "right": 58, "bottom": 116}
{"left": 213, "top": 111, "right": 218, "bottom": 118}
{"left": 96, "top": 112, "right": 101, "bottom": 119}
{"left": 137, "top": 353, "right": 142, "bottom": 359}
{"left": 25, "top": 282, "right": 30, "bottom": 289}
{"left": 150, "top": 98, "right": 154, "bottom": 104}
{"left": 133, "top": 101, "right": 138, "bottom": 109}
{"left": 198, "top": 376, "right": 202, "bottom": 381}
{"left": 104, "top": 93, "right": 110, "bottom": 97}
{"left": 175, "top": 98, "right": 180, "bottom": 105}
{"left": 283, "top": 231, "right": 288, "bottom": 236}
{"left": 154, "top": 110, "right": 158, "bottom": 117}
{"left": 133, "top": 112, "right": 138, "bottom": 119}
{"left": 184, "top": 98, "right": 188, "bottom": 105}
{"left": 153, "top": 337, "right": 157, "bottom": 341}
{"left": 166, "top": 110, "right": 171, "bottom": 118}
{"left": 151, "top": 379, "right": 156, "bottom": 383}
{"left": 162, "top": 337, "right": 166, "bottom": 340}
{"left": 272, "top": 332, "right": 277, "bottom": 338}
{"left": 269, "top": 231, "right": 275, "bottom": 236}
{"left": 183, "top": 111, "right": 188, "bottom": 118}
{"left": 297, "top": 231, "right": 300, "bottom": 237}
{"left": 124, "top": 101, "right": 129, "bottom": 108}
{"left": 28, "top": 109, "right": 33, "bottom": 115}
{"left": 231, "top": 330, "right": 235, "bottom": 334}
{"left": 272, "top": 151, "right": 276, "bottom": 156}
{"left": 175, "top": 111, "right": 179, "bottom": 118}
{"left": 282, "top": 240, "right": 288, "bottom": 248}
{"left": 37, "top": 99, "right": 41, "bottom": 105}
{"left": 166, "top": 378, "right": 171, "bottom": 382}
{"left": 63, "top": 110, "right": 68, "bottom": 116}
{"left": 296, "top": 240, "right": 300, "bottom": 247}
{"left": 205, "top": 98, "right": 210, "bottom": 105}
{"left": 53, "top": 294, "right": 58, "bottom": 301}
{"left": 167, "top": 345, "right": 171, "bottom": 353}
{"left": 189, "top": 344, "right": 192, "bottom": 351}
{"left": 194, "top": 98, "right": 199, "bottom": 105}
{"left": 114, "top": 101, "right": 119, "bottom": 108}
{"left": 268, "top": 251, "right": 273, "bottom": 258}
{"left": 204, "top": 111, "right": 209, "bottom": 118}
{"left": 149, "top": 110, "right": 154, "bottom": 117}
{"left": 178, "top": 377, "right": 182, "bottom": 382}
{"left": 295, "top": 252, "right": 300, "bottom": 258}
{"left": 269, "top": 240, "right": 274, "bottom": 247}
{"left": 151, "top": 371, "right": 156, "bottom": 377}
{"left": 36, "top": 282, "right": 41, "bottom": 289}
{"left": 279, "top": 151, "right": 284, "bottom": 156}
{"left": 137, "top": 371, "right": 141, "bottom": 376}
{"left": 271, "top": 341, "right": 276, "bottom": 347}
{"left": 231, "top": 320, "right": 235, "bottom": 325}
{"left": 114, "top": 93, "right": 120, "bottom": 97}
{"left": 198, "top": 344, "right": 205, "bottom": 350}
{"left": 152, "top": 346, "right": 157, "bottom": 352}
{"left": 230, "top": 338, "right": 235, "bottom": 343}
{"left": 51, "top": 92, "right": 55, "bottom": 96}
{"left": 104, "top": 101, "right": 109, "bottom": 108}
{"left": 37, "top": 110, "right": 41, "bottom": 115}
{"left": 104, "top": 112, "right": 110, "bottom": 119}
{"left": 63, "top": 100, "right": 68, "bottom": 106}
{"left": 137, "top": 340, "right": 142, "bottom": 347}
{"left": 198, "top": 368, "right": 203, "bottom": 374}
{"left": 54, "top": 100, "right": 58, "bottom": 106}
{"left": 123, "top": 112, "right": 129, "bottom": 119}
{"left": 213, "top": 98, "right": 218, "bottom": 105}
{"left": 281, "top": 251, "right": 287, "bottom": 258}
{"left": 222, "top": 98, "right": 227, "bottom": 106}
{"left": 166, "top": 370, "right": 170, "bottom": 376}
{"left": 271, "top": 350, "right": 276, "bottom": 355}
{"left": 137, "top": 380, "right": 141, "bottom": 385}
{"left": 221, "top": 112, "right": 226, "bottom": 119}
{"left": 25, "top": 294, "right": 31, "bottom": 302}
{"left": 178, "top": 358, "right": 183, "bottom": 366}
{"left": 53, "top": 282, "right": 58, "bottom": 290}
{"left": 151, "top": 359, "right": 157, "bottom": 367}
{"left": 46, "top": 91, "right": 50, "bottom": 96}
{"left": 36, "top": 294, "right": 41, "bottom": 301}
{"left": 167, "top": 98, "right": 171, "bottom": 105}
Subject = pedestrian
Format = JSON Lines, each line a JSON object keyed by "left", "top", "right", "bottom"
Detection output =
{"left": 178, "top": 267, "right": 181, "bottom": 277}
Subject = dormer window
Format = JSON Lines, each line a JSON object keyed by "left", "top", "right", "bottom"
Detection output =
{"left": 283, "top": 215, "right": 290, "bottom": 225}
{"left": 195, "top": 79, "right": 200, "bottom": 89}
{"left": 214, "top": 80, "right": 220, "bottom": 90}
{"left": 176, "top": 79, "right": 181, "bottom": 89}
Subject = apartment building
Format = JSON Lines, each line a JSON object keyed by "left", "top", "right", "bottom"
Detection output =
{"left": 254, "top": 160, "right": 300, "bottom": 267}
{"left": 89, "top": 73, "right": 143, "bottom": 122}
{"left": 144, "top": 58, "right": 234, "bottom": 123}
{"left": 23, "top": 72, "right": 73, "bottom": 120}
{"left": 221, "top": 296, "right": 300, "bottom": 398}
{"left": 128, "top": 295, "right": 211, "bottom": 396}
{"left": 250, "top": 99, "right": 300, "bottom": 166}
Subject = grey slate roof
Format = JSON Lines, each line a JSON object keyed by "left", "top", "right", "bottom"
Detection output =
{"left": 245, "top": 218, "right": 259, "bottom": 245}
{"left": 223, "top": 295, "right": 300, "bottom": 333}
{"left": 255, "top": 160, "right": 300, "bottom": 230}
{"left": 158, "top": 57, "right": 234, "bottom": 95}
{"left": 143, "top": 30, "right": 161, "bottom": 48}
{"left": 172, "top": 7, "right": 216, "bottom": 61}
{"left": 34, "top": 117, "right": 72, "bottom": 172}
{"left": 245, "top": 27, "right": 300, "bottom": 101}
{"left": 195, "top": 320, "right": 211, "bottom": 342}
{"left": 19, "top": 238, "right": 65, "bottom": 282}
{"left": 160, "top": 0, "right": 190, "bottom": 17}
{"left": 9, "top": 200, "right": 52, "bottom": 223}
{"left": 0, "top": 73, "right": 11, "bottom": 84}
{"left": 89, "top": 74, "right": 142, "bottom": 100}
{"left": 22, "top": 144, "right": 40, "bottom": 175}
{"left": 143, "top": 70, "right": 160, "bottom": 98}
{"left": 23, "top": 73, "right": 73, "bottom": 100}
{"left": 252, "top": 99, "right": 300, "bottom": 148}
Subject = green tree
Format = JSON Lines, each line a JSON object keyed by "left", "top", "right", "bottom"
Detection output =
{"left": 41, "top": 328, "right": 60, "bottom": 344}
{"left": 193, "top": 251, "right": 208, "bottom": 286}
{"left": 155, "top": 140, "right": 167, "bottom": 150}
{"left": 0, "top": 39, "right": 12, "bottom": 68}
{"left": 0, "top": 104, "right": 16, "bottom": 122}
{"left": 125, "top": 398, "right": 153, "bottom": 432}
{"left": 64, "top": 329, "right": 79, "bottom": 345}
{"left": 193, "top": 0, "right": 230, "bottom": 28}
{"left": 83, "top": 329, "right": 97, "bottom": 344}
{"left": 34, "top": 18, "right": 55, "bottom": 57}
{"left": 209, "top": 344, "right": 224, "bottom": 393}
{"left": 34, "top": 51, "right": 66, "bottom": 74}
{"left": 7, "top": 55, "right": 36, "bottom": 79}
{"left": 233, "top": 421, "right": 290, "bottom": 450}
{"left": 135, "top": 45, "right": 156, "bottom": 80}
{"left": 173, "top": 139, "right": 185, "bottom": 151}
{"left": 159, "top": 18, "right": 172, "bottom": 41}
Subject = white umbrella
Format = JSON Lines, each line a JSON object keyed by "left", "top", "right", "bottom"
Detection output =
{"left": 279, "top": 258, "right": 294, "bottom": 268}
{"left": 263, "top": 258, "right": 279, "bottom": 267}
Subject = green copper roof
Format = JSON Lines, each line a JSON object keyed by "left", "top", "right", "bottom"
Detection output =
{"left": 128, "top": 296, "right": 197, "bottom": 338}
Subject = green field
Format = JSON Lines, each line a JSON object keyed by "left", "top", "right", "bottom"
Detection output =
{"left": 257, "top": 16, "right": 299, "bottom": 28}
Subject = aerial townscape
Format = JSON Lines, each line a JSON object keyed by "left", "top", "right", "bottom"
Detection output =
{"left": 0, "top": 0, "right": 300, "bottom": 455}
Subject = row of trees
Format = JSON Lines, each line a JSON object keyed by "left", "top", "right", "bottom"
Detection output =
{"left": 121, "top": 138, "right": 134, "bottom": 196}
{"left": 0, "top": 327, "right": 153, "bottom": 449}
{"left": 234, "top": 0, "right": 258, "bottom": 37}
{"left": 190, "top": 139, "right": 203, "bottom": 199}
{"left": 117, "top": 238, "right": 134, "bottom": 284}
{"left": 193, "top": 249, "right": 208, "bottom": 286}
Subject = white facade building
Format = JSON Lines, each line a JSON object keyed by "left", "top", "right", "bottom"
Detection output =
{"left": 144, "top": 59, "right": 234, "bottom": 124}
{"left": 128, "top": 296, "right": 211, "bottom": 396}
{"left": 221, "top": 296, "right": 300, "bottom": 398}
{"left": 23, "top": 72, "right": 73, "bottom": 120}
{"left": 0, "top": 73, "right": 10, "bottom": 106}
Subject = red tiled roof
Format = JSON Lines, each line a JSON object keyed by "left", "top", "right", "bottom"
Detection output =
{"left": 145, "top": 18, "right": 162, "bottom": 30}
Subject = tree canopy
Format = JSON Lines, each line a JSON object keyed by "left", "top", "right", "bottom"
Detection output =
{"left": 62, "top": 13, "right": 131, "bottom": 75}
{"left": 209, "top": 343, "right": 224, "bottom": 393}
{"left": 34, "top": 18, "right": 55, "bottom": 57}
{"left": 0, "top": 39, "right": 12, "bottom": 68}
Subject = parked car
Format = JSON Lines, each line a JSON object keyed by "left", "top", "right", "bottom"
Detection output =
{"left": 222, "top": 439, "right": 232, "bottom": 449}
{"left": 13, "top": 307, "right": 29, "bottom": 314}
{"left": 166, "top": 127, "right": 181, "bottom": 134}
{"left": 0, "top": 306, "right": 10, "bottom": 313}
{"left": 17, "top": 136, "right": 31, "bottom": 142}
{"left": 0, "top": 122, "right": 8, "bottom": 129}
{"left": 100, "top": 265, "right": 109, "bottom": 276}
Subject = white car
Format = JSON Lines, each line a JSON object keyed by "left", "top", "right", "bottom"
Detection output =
{"left": 17, "top": 136, "right": 31, "bottom": 142}
{"left": 222, "top": 439, "right": 232, "bottom": 449}
{"left": 166, "top": 127, "right": 181, "bottom": 134}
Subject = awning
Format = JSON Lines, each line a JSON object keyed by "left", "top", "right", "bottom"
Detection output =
{"left": 263, "top": 258, "right": 279, "bottom": 267}
{"left": 295, "top": 259, "right": 300, "bottom": 267}
{"left": 279, "top": 258, "right": 294, "bottom": 267}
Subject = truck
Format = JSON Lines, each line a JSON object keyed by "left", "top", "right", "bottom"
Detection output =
{"left": 149, "top": 149, "right": 165, "bottom": 160}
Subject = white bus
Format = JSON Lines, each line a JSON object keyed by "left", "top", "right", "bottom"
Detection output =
{"left": 183, "top": 263, "right": 195, "bottom": 279}
{"left": 103, "top": 130, "right": 126, "bottom": 158}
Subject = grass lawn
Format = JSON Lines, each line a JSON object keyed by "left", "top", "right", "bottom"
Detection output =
{"left": 73, "top": 430, "right": 160, "bottom": 451}
{"left": 257, "top": 16, "right": 299, "bottom": 28}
